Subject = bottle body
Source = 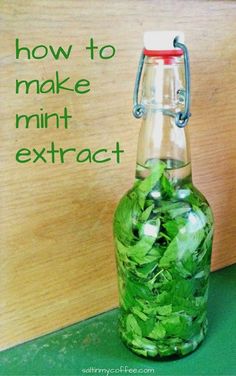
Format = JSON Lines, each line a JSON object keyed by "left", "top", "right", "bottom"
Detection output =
{"left": 113, "top": 50, "right": 214, "bottom": 359}
{"left": 114, "top": 159, "right": 213, "bottom": 358}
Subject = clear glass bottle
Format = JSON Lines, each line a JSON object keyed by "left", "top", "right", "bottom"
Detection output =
{"left": 113, "top": 32, "right": 214, "bottom": 359}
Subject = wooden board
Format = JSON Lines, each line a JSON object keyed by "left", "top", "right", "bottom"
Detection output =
{"left": 1, "top": 0, "right": 236, "bottom": 350}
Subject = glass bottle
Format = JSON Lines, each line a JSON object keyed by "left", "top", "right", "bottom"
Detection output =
{"left": 113, "top": 31, "right": 214, "bottom": 359}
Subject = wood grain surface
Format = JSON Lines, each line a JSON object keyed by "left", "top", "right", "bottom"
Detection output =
{"left": 1, "top": 0, "right": 236, "bottom": 350}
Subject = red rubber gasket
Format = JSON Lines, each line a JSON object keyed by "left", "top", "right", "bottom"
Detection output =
{"left": 144, "top": 49, "right": 183, "bottom": 57}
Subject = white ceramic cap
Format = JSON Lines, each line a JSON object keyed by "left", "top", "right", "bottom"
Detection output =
{"left": 144, "top": 31, "right": 185, "bottom": 50}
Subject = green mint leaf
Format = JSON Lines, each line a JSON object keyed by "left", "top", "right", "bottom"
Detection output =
{"left": 149, "top": 322, "right": 166, "bottom": 339}
{"left": 126, "top": 314, "right": 142, "bottom": 336}
{"left": 136, "top": 161, "right": 165, "bottom": 208}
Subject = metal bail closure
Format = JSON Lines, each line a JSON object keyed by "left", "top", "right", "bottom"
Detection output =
{"left": 133, "top": 49, "right": 145, "bottom": 119}
{"left": 173, "top": 36, "right": 191, "bottom": 128}
{"left": 132, "top": 37, "right": 191, "bottom": 127}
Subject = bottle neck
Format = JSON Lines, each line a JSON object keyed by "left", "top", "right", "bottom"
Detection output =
{"left": 136, "top": 55, "right": 192, "bottom": 186}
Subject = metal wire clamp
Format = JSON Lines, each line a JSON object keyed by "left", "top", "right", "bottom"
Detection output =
{"left": 132, "top": 38, "right": 191, "bottom": 128}
{"left": 132, "top": 49, "right": 145, "bottom": 119}
{"left": 173, "top": 36, "right": 191, "bottom": 128}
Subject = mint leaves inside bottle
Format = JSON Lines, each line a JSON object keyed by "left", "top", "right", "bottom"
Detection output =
{"left": 114, "top": 160, "right": 214, "bottom": 358}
